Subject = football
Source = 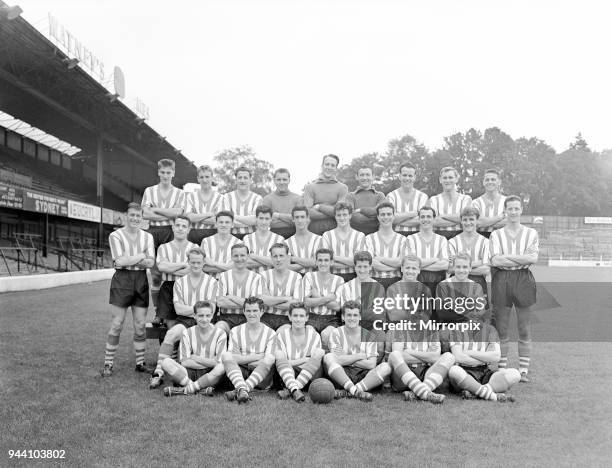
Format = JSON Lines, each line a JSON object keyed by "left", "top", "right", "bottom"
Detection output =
{"left": 309, "top": 378, "right": 335, "bottom": 404}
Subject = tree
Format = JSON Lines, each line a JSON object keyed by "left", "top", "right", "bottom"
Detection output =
{"left": 569, "top": 132, "right": 590, "bottom": 152}
{"left": 337, "top": 152, "right": 383, "bottom": 192}
{"left": 212, "top": 145, "right": 274, "bottom": 196}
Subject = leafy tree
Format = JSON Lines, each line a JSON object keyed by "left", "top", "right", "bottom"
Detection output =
{"left": 212, "top": 145, "right": 274, "bottom": 196}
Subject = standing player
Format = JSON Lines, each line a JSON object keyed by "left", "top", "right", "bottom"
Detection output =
{"left": 303, "top": 154, "right": 349, "bottom": 235}
{"left": 364, "top": 202, "right": 406, "bottom": 289}
{"left": 221, "top": 297, "right": 277, "bottom": 403}
{"left": 321, "top": 201, "right": 365, "bottom": 283}
{"left": 243, "top": 205, "right": 284, "bottom": 273}
{"left": 221, "top": 166, "right": 263, "bottom": 240}
{"left": 141, "top": 158, "right": 185, "bottom": 326}
{"left": 261, "top": 168, "right": 302, "bottom": 239}
{"left": 386, "top": 163, "right": 428, "bottom": 236}
{"left": 448, "top": 307, "right": 520, "bottom": 402}
{"left": 156, "top": 215, "right": 198, "bottom": 329}
{"left": 200, "top": 211, "right": 241, "bottom": 278}
{"left": 388, "top": 329, "right": 454, "bottom": 404}
{"left": 102, "top": 202, "right": 155, "bottom": 376}
{"left": 471, "top": 169, "right": 507, "bottom": 238}
{"left": 285, "top": 206, "right": 323, "bottom": 274}
{"left": 405, "top": 206, "right": 449, "bottom": 295}
{"left": 448, "top": 206, "right": 490, "bottom": 306}
{"left": 185, "top": 164, "right": 224, "bottom": 245}
{"left": 302, "top": 248, "right": 344, "bottom": 349}
{"left": 490, "top": 195, "right": 539, "bottom": 382}
{"left": 149, "top": 248, "right": 219, "bottom": 389}
{"left": 323, "top": 301, "right": 391, "bottom": 401}
{"left": 215, "top": 244, "right": 266, "bottom": 332}
{"left": 343, "top": 166, "right": 386, "bottom": 235}
{"left": 160, "top": 301, "right": 227, "bottom": 396}
{"left": 429, "top": 167, "right": 472, "bottom": 239}
{"left": 260, "top": 243, "right": 303, "bottom": 330}
{"left": 275, "top": 303, "right": 325, "bottom": 402}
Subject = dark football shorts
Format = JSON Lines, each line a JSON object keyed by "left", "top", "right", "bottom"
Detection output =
{"left": 213, "top": 313, "right": 247, "bottom": 329}
{"left": 239, "top": 363, "right": 273, "bottom": 390}
{"left": 187, "top": 367, "right": 212, "bottom": 381}
{"left": 307, "top": 314, "right": 340, "bottom": 333}
{"left": 271, "top": 226, "right": 296, "bottom": 239}
{"left": 491, "top": 269, "right": 536, "bottom": 308}
{"left": 147, "top": 225, "right": 174, "bottom": 251}
{"left": 175, "top": 315, "right": 196, "bottom": 328}
{"left": 391, "top": 363, "right": 429, "bottom": 391}
{"left": 417, "top": 270, "right": 446, "bottom": 299}
{"left": 435, "top": 230, "right": 460, "bottom": 240}
{"left": 374, "top": 276, "right": 401, "bottom": 291}
{"left": 336, "top": 272, "right": 357, "bottom": 283}
{"left": 188, "top": 228, "right": 216, "bottom": 246}
{"left": 109, "top": 269, "right": 149, "bottom": 308}
{"left": 157, "top": 281, "right": 176, "bottom": 320}
{"left": 341, "top": 365, "right": 369, "bottom": 385}
{"left": 261, "top": 313, "right": 290, "bottom": 331}
{"left": 450, "top": 365, "right": 494, "bottom": 392}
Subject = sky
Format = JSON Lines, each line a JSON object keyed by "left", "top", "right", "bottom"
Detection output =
{"left": 14, "top": 0, "right": 612, "bottom": 190}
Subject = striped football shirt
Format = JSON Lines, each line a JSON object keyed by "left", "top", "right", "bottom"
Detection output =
{"left": 221, "top": 190, "right": 263, "bottom": 236}
{"left": 391, "top": 330, "right": 441, "bottom": 363}
{"left": 471, "top": 194, "right": 507, "bottom": 233}
{"left": 386, "top": 188, "right": 429, "bottom": 233}
{"left": 156, "top": 240, "right": 198, "bottom": 282}
{"left": 179, "top": 326, "right": 227, "bottom": 363}
{"left": 329, "top": 326, "right": 377, "bottom": 358}
{"left": 243, "top": 231, "right": 285, "bottom": 273}
{"left": 228, "top": 323, "right": 276, "bottom": 355}
{"left": 428, "top": 192, "right": 472, "bottom": 232}
{"left": 109, "top": 228, "right": 155, "bottom": 271}
{"left": 489, "top": 226, "right": 539, "bottom": 270}
{"left": 185, "top": 189, "right": 224, "bottom": 229}
{"left": 200, "top": 234, "right": 241, "bottom": 277}
{"left": 450, "top": 323, "right": 499, "bottom": 355}
{"left": 286, "top": 232, "right": 323, "bottom": 274}
{"left": 448, "top": 233, "right": 490, "bottom": 266}
{"left": 217, "top": 270, "right": 265, "bottom": 314}
{"left": 173, "top": 273, "right": 219, "bottom": 312}
{"left": 261, "top": 269, "right": 303, "bottom": 315}
{"left": 302, "top": 272, "right": 344, "bottom": 315}
{"left": 405, "top": 232, "right": 449, "bottom": 267}
{"left": 364, "top": 231, "right": 406, "bottom": 278}
{"left": 275, "top": 325, "right": 322, "bottom": 360}
{"left": 141, "top": 184, "right": 185, "bottom": 227}
{"left": 321, "top": 228, "right": 365, "bottom": 275}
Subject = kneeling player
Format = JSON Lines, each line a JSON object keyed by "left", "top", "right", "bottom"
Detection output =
{"left": 323, "top": 301, "right": 391, "bottom": 401}
{"left": 448, "top": 308, "right": 520, "bottom": 402}
{"left": 275, "top": 303, "right": 325, "bottom": 402}
{"left": 388, "top": 328, "right": 454, "bottom": 404}
{"left": 160, "top": 301, "right": 227, "bottom": 396}
{"left": 221, "top": 297, "right": 276, "bottom": 403}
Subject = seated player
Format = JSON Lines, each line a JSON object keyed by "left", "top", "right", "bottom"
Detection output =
{"left": 261, "top": 168, "right": 302, "bottom": 239}
{"left": 388, "top": 328, "right": 454, "bottom": 404}
{"left": 428, "top": 166, "right": 472, "bottom": 239}
{"left": 286, "top": 205, "right": 323, "bottom": 274}
{"left": 149, "top": 248, "right": 219, "bottom": 389}
{"left": 385, "top": 255, "right": 433, "bottom": 323}
{"left": 156, "top": 215, "right": 198, "bottom": 329}
{"left": 221, "top": 297, "right": 276, "bottom": 403}
{"left": 321, "top": 201, "right": 365, "bottom": 283}
{"left": 260, "top": 243, "right": 303, "bottom": 330}
{"left": 275, "top": 303, "right": 325, "bottom": 402}
{"left": 448, "top": 206, "right": 490, "bottom": 309}
{"left": 185, "top": 164, "right": 224, "bottom": 245}
{"left": 448, "top": 306, "right": 521, "bottom": 402}
{"left": 243, "top": 205, "right": 284, "bottom": 273}
{"left": 102, "top": 202, "right": 155, "bottom": 376}
{"left": 159, "top": 301, "right": 227, "bottom": 396}
{"left": 364, "top": 202, "right": 406, "bottom": 289}
{"left": 302, "top": 248, "right": 344, "bottom": 349}
{"left": 386, "top": 163, "right": 428, "bottom": 236}
{"left": 221, "top": 166, "right": 263, "bottom": 240}
{"left": 200, "top": 211, "right": 241, "bottom": 278}
{"left": 323, "top": 301, "right": 391, "bottom": 401}
{"left": 343, "top": 166, "right": 385, "bottom": 235}
{"left": 215, "top": 243, "right": 266, "bottom": 332}
{"left": 405, "top": 206, "right": 449, "bottom": 295}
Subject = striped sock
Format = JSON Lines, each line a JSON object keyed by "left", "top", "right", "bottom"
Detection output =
{"left": 423, "top": 352, "right": 454, "bottom": 392}
{"left": 355, "top": 364, "right": 388, "bottom": 392}
{"left": 392, "top": 359, "right": 429, "bottom": 399}
{"left": 499, "top": 339, "right": 509, "bottom": 368}
{"left": 104, "top": 334, "right": 120, "bottom": 365}
{"left": 133, "top": 334, "right": 146, "bottom": 365}
{"left": 276, "top": 355, "right": 299, "bottom": 392}
{"left": 295, "top": 354, "right": 322, "bottom": 389}
{"left": 450, "top": 366, "right": 497, "bottom": 401}
{"left": 154, "top": 341, "right": 174, "bottom": 377}
{"left": 245, "top": 361, "right": 271, "bottom": 392}
{"left": 327, "top": 362, "right": 357, "bottom": 395}
{"left": 518, "top": 340, "right": 531, "bottom": 374}
{"left": 161, "top": 359, "right": 190, "bottom": 386}
{"left": 223, "top": 358, "right": 248, "bottom": 391}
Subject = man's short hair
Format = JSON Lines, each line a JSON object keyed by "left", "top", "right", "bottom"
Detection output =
{"left": 187, "top": 247, "right": 206, "bottom": 260}
{"left": 402, "top": 254, "right": 421, "bottom": 268}
{"left": 439, "top": 166, "right": 458, "bottom": 177}
{"left": 357, "top": 166, "right": 372, "bottom": 174}
{"left": 216, "top": 210, "right": 234, "bottom": 221}
{"left": 193, "top": 300, "right": 215, "bottom": 315}
{"left": 197, "top": 164, "right": 214, "bottom": 176}
{"left": 504, "top": 195, "right": 523, "bottom": 208}
{"left": 399, "top": 163, "right": 416, "bottom": 174}
{"left": 460, "top": 206, "right": 480, "bottom": 219}
{"left": 231, "top": 243, "right": 249, "bottom": 255}
{"left": 158, "top": 159, "right": 175, "bottom": 170}
{"left": 269, "top": 242, "right": 289, "bottom": 255}
{"left": 484, "top": 168, "right": 501, "bottom": 178}
{"left": 288, "top": 302, "right": 308, "bottom": 315}
{"left": 273, "top": 168, "right": 290, "bottom": 178}
{"left": 256, "top": 205, "right": 273, "bottom": 217}
{"left": 334, "top": 201, "right": 353, "bottom": 215}
{"left": 353, "top": 250, "right": 373, "bottom": 265}
{"left": 174, "top": 214, "right": 191, "bottom": 226}
{"left": 234, "top": 165, "right": 252, "bottom": 178}
{"left": 376, "top": 201, "right": 395, "bottom": 216}
{"left": 453, "top": 252, "right": 472, "bottom": 266}
{"left": 322, "top": 154, "right": 340, "bottom": 166}
{"left": 315, "top": 247, "right": 334, "bottom": 260}
{"left": 418, "top": 206, "right": 436, "bottom": 218}
{"left": 243, "top": 296, "right": 264, "bottom": 311}
{"left": 291, "top": 205, "right": 309, "bottom": 217}
{"left": 342, "top": 300, "right": 361, "bottom": 314}
{"left": 126, "top": 202, "right": 142, "bottom": 213}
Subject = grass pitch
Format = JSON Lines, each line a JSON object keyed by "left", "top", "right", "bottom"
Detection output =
{"left": 1, "top": 267, "right": 611, "bottom": 467}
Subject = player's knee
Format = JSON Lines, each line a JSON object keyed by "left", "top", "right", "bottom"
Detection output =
{"left": 311, "top": 348, "right": 325, "bottom": 359}
{"left": 323, "top": 353, "right": 336, "bottom": 367}
{"left": 377, "top": 362, "right": 392, "bottom": 377}
{"left": 109, "top": 319, "right": 124, "bottom": 335}
{"left": 165, "top": 324, "right": 186, "bottom": 343}
{"left": 448, "top": 365, "right": 464, "bottom": 383}
{"left": 505, "top": 368, "right": 521, "bottom": 386}
{"left": 160, "top": 357, "right": 175, "bottom": 372}
{"left": 262, "top": 354, "right": 275, "bottom": 367}
{"left": 211, "top": 362, "right": 225, "bottom": 376}
{"left": 388, "top": 350, "right": 402, "bottom": 366}
{"left": 221, "top": 351, "right": 233, "bottom": 363}
{"left": 439, "top": 352, "right": 455, "bottom": 367}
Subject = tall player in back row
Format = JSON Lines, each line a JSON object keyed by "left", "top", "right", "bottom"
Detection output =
{"left": 185, "top": 164, "right": 224, "bottom": 245}
{"left": 221, "top": 166, "right": 263, "bottom": 240}
{"left": 102, "top": 203, "right": 155, "bottom": 376}
{"left": 429, "top": 166, "right": 472, "bottom": 239}
{"left": 471, "top": 168, "right": 507, "bottom": 238}
{"left": 386, "top": 163, "right": 428, "bottom": 236}
{"left": 141, "top": 159, "right": 186, "bottom": 326}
